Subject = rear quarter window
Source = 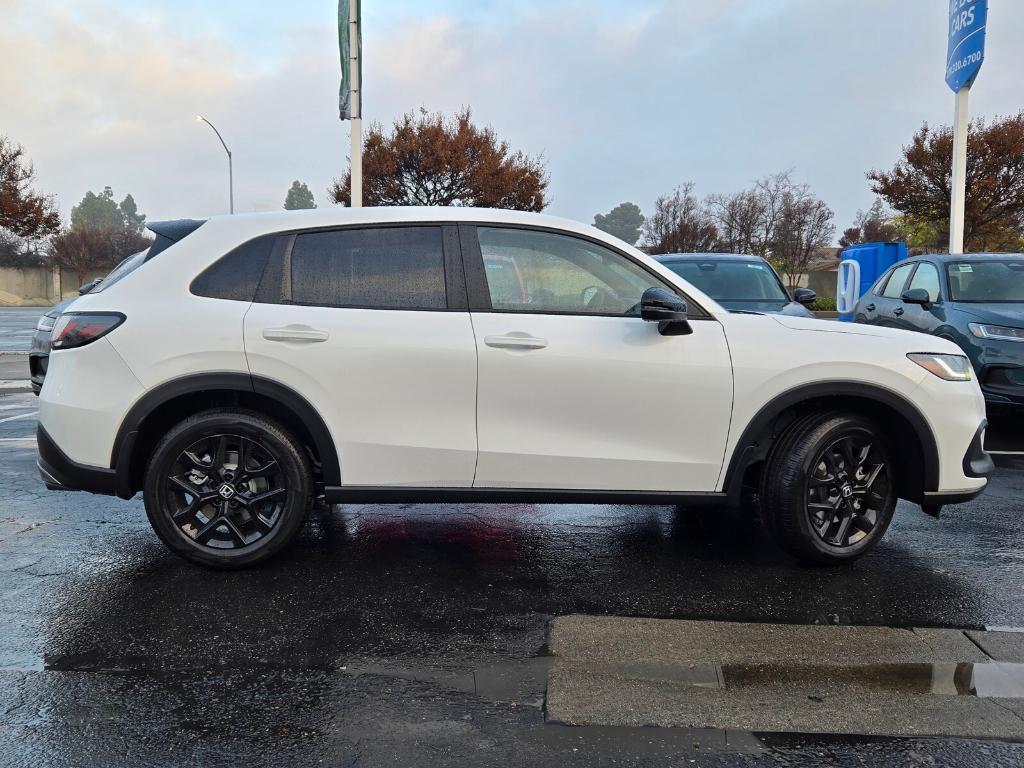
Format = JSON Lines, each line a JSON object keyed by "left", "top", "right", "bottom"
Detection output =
{"left": 191, "top": 235, "right": 276, "bottom": 302}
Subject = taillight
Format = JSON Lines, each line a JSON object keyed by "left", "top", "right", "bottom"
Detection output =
{"left": 51, "top": 312, "right": 126, "bottom": 350}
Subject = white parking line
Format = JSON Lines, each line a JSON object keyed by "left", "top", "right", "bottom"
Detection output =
{"left": 0, "top": 411, "right": 38, "bottom": 425}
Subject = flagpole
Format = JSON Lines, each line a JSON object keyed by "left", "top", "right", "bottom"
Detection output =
{"left": 349, "top": 0, "right": 362, "bottom": 207}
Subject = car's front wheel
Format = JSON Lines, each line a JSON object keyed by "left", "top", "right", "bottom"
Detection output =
{"left": 143, "top": 410, "right": 312, "bottom": 568}
{"left": 761, "top": 412, "right": 896, "bottom": 565}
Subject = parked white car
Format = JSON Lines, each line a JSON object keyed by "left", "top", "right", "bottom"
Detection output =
{"left": 36, "top": 207, "right": 992, "bottom": 568}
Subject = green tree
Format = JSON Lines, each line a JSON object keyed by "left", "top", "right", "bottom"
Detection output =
{"left": 71, "top": 187, "right": 123, "bottom": 230}
{"left": 119, "top": 194, "right": 146, "bottom": 234}
{"left": 284, "top": 180, "right": 317, "bottom": 210}
{"left": 839, "top": 198, "right": 906, "bottom": 247}
{"left": 593, "top": 202, "right": 644, "bottom": 245}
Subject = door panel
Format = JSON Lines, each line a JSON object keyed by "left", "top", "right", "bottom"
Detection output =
{"left": 245, "top": 305, "right": 477, "bottom": 486}
{"left": 471, "top": 313, "right": 732, "bottom": 491}
{"left": 243, "top": 224, "right": 477, "bottom": 487}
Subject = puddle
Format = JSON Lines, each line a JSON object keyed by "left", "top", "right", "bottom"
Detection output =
{"left": 660, "top": 662, "right": 1024, "bottom": 698}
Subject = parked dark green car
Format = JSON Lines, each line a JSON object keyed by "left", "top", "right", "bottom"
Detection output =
{"left": 853, "top": 253, "right": 1024, "bottom": 427}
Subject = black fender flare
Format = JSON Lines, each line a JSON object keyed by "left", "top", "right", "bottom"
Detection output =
{"left": 111, "top": 372, "right": 341, "bottom": 497}
{"left": 721, "top": 381, "right": 940, "bottom": 503}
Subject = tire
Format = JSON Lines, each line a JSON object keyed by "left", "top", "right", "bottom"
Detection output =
{"left": 143, "top": 409, "right": 312, "bottom": 568}
{"left": 760, "top": 412, "right": 896, "bottom": 565}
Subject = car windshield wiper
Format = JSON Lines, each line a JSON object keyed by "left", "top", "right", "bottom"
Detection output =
{"left": 729, "top": 309, "right": 765, "bottom": 315}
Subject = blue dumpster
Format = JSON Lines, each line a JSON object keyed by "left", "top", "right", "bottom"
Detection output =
{"left": 836, "top": 242, "right": 908, "bottom": 321}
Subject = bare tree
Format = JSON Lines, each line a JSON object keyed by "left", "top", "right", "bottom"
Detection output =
{"left": 642, "top": 183, "right": 719, "bottom": 253}
{"left": 773, "top": 190, "right": 836, "bottom": 289}
{"left": 706, "top": 188, "right": 763, "bottom": 255}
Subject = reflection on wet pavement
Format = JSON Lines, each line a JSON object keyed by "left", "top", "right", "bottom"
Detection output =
{"left": 3, "top": 406, "right": 1024, "bottom": 765}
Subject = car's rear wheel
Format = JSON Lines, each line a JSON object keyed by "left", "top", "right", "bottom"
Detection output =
{"left": 761, "top": 413, "right": 896, "bottom": 565}
{"left": 143, "top": 410, "right": 311, "bottom": 568}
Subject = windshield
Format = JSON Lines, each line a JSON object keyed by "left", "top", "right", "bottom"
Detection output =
{"left": 662, "top": 260, "right": 789, "bottom": 302}
{"left": 947, "top": 260, "right": 1024, "bottom": 302}
{"left": 89, "top": 250, "right": 149, "bottom": 293}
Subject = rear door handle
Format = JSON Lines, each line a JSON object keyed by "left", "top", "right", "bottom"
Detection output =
{"left": 484, "top": 333, "right": 548, "bottom": 350}
{"left": 865, "top": 303, "right": 876, "bottom": 312}
{"left": 893, "top": 308, "right": 904, "bottom": 317}
{"left": 262, "top": 326, "right": 329, "bottom": 343}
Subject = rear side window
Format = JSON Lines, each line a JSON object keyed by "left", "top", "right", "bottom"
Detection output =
{"left": 286, "top": 226, "right": 446, "bottom": 309}
{"left": 192, "top": 235, "right": 275, "bottom": 301}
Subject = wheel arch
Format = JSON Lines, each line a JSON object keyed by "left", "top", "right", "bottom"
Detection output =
{"left": 111, "top": 373, "right": 340, "bottom": 498}
{"left": 722, "top": 381, "right": 940, "bottom": 505}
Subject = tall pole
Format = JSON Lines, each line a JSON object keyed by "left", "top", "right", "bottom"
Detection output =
{"left": 349, "top": 0, "right": 362, "bottom": 207}
{"left": 197, "top": 115, "right": 234, "bottom": 214}
{"left": 949, "top": 86, "right": 969, "bottom": 254}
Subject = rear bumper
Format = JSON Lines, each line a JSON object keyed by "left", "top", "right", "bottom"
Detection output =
{"left": 37, "top": 424, "right": 117, "bottom": 495}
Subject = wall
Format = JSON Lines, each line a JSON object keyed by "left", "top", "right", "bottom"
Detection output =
{"left": 0, "top": 266, "right": 107, "bottom": 306}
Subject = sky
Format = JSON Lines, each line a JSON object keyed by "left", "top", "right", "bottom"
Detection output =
{"left": 3, "top": 0, "right": 1024, "bottom": 242}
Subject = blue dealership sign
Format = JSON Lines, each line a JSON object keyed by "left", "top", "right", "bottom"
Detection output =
{"left": 946, "top": 0, "right": 988, "bottom": 92}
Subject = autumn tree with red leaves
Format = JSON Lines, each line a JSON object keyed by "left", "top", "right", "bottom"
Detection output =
{"left": 868, "top": 113, "right": 1024, "bottom": 252}
{"left": 0, "top": 136, "right": 61, "bottom": 266}
{"left": 330, "top": 108, "right": 548, "bottom": 211}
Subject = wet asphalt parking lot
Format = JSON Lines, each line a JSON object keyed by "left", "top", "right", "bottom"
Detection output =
{"left": 2, "top": 311, "right": 1024, "bottom": 766}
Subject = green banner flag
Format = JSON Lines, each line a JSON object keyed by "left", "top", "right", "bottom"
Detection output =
{"left": 339, "top": 0, "right": 361, "bottom": 120}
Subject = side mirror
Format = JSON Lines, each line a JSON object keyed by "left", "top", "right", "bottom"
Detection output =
{"left": 793, "top": 287, "right": 816, "bottom": 305}
{"left": 901, "top": 288, "right": 932, "bottom": 307}
{"left": 641, "top": 287, "right": 692, "bottom": 336}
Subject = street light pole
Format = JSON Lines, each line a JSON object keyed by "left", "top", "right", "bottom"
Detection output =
{"left": 196, "top": 115, "right": 234, "bottom": 214}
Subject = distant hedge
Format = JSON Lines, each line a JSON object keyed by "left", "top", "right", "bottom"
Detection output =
{"left": 810, "top": 295, "right": 837, "bottom": 312}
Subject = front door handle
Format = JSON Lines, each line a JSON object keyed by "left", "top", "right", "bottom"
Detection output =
{"left": 484, "top": 333, "right": 548, "bottom": 350}
{"left": 263, "top": 326, "right": 330, "bottom": 343}
{"left": 893, "top": 308, "right": 905, "bottom": 317}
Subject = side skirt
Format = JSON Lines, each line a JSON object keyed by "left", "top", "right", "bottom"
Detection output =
{"left": 323, "top": 486, "right": 731, "bottom": 506}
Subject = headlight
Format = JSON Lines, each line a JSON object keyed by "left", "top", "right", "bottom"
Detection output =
{"left": 908, "top": 353, "right": 973, "bottom": 381}
{"left": 969, "top": 323, "right": 1024, "bottom": 342}
{"left": 35, "top": 313, "right": 58, "bottom": 332}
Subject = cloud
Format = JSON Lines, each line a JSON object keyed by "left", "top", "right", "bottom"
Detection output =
{"left": 4, "top": 0, "right": 1024, "bottom": 237}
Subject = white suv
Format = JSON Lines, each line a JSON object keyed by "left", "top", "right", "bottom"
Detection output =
{"left": 36, "top": 207, "right": 993, "bottom": 568}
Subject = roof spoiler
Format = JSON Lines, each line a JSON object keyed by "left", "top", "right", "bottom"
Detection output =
{"left": 145, "top": 219, "right": 207, "bottom": 261}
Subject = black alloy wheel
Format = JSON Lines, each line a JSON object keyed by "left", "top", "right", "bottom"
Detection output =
{"left": 143, "top": 410, "right": 311, "bottom": 568}
{"left": 806, "top": 433, "right": 890, "bottom": 549}
{"left": 761, "top": 413, "right": 897, "bottom": 564}
{"left": 164, "top": 433, "right": 286, "bottom": 550}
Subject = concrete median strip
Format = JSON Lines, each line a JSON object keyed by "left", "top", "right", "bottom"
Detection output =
{"left": 546, "top": 615, "right": 1024, "bottom": 739}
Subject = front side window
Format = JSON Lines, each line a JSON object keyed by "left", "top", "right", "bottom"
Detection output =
{"left": 947, "top": 260, "right": 1024, "bottom": 302}
{"left": 907, "top": 262, "right": 941, "bottom": 302}
{"left": 477, "top": 227, "right": 665, "bottom": 315}
{"left": 881, "top": 263, "right": 915, "bottom": 299}
{"left": 287, "top": 226, "right": 446, "bottom": 309}
{"left": 663, "top": 260, "right": 788, "bottom": 303}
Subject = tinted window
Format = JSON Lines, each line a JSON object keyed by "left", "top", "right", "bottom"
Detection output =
{"left": 907, "top": 262, "right": 941, "bottom": 302}
{"left": 477, "top": 227, "right": 664, "bottom": 315}
{"left": 287, "top": 227, "right": 446, "bottom": 309}
{"left": 947, "top": 260, "right": 1024, "bottom": 302}
{"left": 90, "top": 250, "right": 149, "bottom": 293}
{"left": 881, "top": 263, "right": 914, "bottom": 299}
{"left": 662, "top": 260, "right": 788, "bottom": 302}
{"left": 191, "top": 235, "right": 275, "bottom": 301}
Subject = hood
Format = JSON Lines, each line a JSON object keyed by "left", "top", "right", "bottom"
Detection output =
{"left": 718, "top": 299, "right": 815, "bottom": 317}
{"left": 769, "top": 314, "right": 935, "bottom": 341}
{"left": 951, "top": 302, "right": 1024, "bottom": 328}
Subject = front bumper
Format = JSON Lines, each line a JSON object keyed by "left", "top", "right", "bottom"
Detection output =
{"left": 921, "top": 420, "right": 993, "bottom": 507}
